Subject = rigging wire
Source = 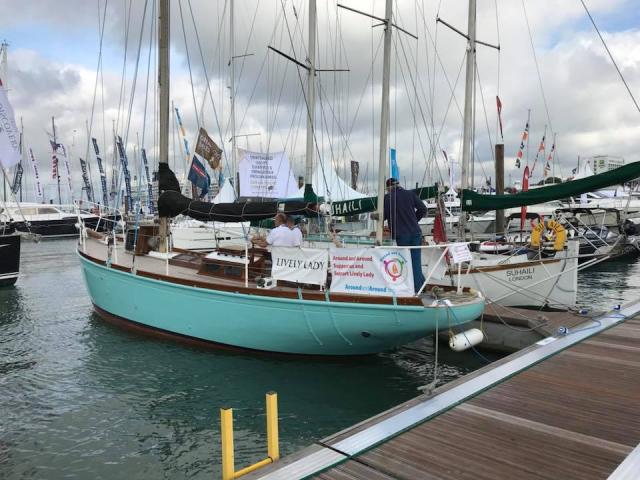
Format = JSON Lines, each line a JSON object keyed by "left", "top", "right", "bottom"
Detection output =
{"left": 579, "top": 0, "right": 640, "bottom": 114}
{"left": 177, "top": 0, "right": 201, "bottom": 132}
{"left": 85, "top": 0, "right": 109, "bottom": 196}
{"left": 141, "top": 0, "right": 155, "bottom": 148}
{"left": 520, "top": 1, "right": 555, "bottom": 142}
{"left": 187, "top": 0, "right": 227, "bottom": 171}
{"left": 228, "top": 0, "right": 262, "bottom": 139}
{"left": 474, "top": 60, "right": 495, "bottom": 184}
{"left": 115, "top": 0, "right": 134, "bottom": 137}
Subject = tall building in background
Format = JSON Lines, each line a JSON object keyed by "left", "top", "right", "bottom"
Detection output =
{"left": 592, "top": 155, "right": 624, "bottom": 174}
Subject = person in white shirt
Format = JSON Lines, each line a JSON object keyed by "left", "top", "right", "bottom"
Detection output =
{"left": 252, "top": 213, "right": 299, "bottom": 248}
{"left": 287, "top": 216, "right": 303, "bottom": 247}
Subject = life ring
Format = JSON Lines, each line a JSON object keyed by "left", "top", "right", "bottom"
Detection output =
{"left": 530, "top": 219, "right": 566, "bottom": 251}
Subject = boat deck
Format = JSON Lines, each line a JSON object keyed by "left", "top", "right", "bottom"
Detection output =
{"left": 244, "top": 300, "right": 640, "bottom": 479}
{"left": 79, "top": 235, "right": 478, "bottom": 307}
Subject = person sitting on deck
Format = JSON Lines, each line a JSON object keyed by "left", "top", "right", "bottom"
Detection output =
{"left": 252, "top": 213, "right": 300, "bottom": 248}
{"left": 383, "top": 178, "right": 427, "bottom": 293}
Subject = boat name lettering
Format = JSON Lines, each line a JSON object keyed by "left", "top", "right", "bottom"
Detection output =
{"left": 331, "top": 200, "right": 363, "bottom": 216}
{"left": 506, "top": 267, "right": 535, "bottom": 282}
{"left": 274, "top": 257, "right": 326, "bottom": 270}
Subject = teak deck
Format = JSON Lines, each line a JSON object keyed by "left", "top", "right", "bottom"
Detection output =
{"left": 245, "top": 302, "right": 640, "bottom": 480}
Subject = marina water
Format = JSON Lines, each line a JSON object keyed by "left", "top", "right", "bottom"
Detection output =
{"left": 1, "top": 239, "right": 635, "bottom": 479}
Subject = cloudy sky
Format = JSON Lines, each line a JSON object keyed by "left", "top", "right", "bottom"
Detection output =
{"left": 1, "top": 0, "right": 639, "bottom": 203}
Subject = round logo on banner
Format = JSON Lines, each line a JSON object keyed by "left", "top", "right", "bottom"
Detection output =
{"left": 382, "top": 253, "right": 407, "bottom": 282}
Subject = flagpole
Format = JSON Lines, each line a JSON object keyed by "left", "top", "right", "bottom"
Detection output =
{"left": 52, "top": 116, "right": 62, "bottom": 205}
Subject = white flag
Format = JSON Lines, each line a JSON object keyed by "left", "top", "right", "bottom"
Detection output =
{"left": 0, "top": 84, "right": 21, "bottom": 169}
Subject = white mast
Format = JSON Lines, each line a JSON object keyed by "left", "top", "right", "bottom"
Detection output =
{"left": 458, "top": 0, "right": 476, "bottom": 238}
{"left": 304, "top": 0, "right": 317, "bottom": 199}
{"left": 1, "top": 41, "right": 8, "bottom": 203}
{"left": 375, "top": 0, "right": 393, "bottom": 244}
{"left": 230, "top": 0, "right": 237, "bottom": 196}
{"left": 158, "top": 0, "right": 170, "bottom": 251}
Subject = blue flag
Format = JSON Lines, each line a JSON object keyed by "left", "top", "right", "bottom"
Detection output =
{"left": 188, "top": 156, "right": 210, "bottom": 198}
{"left": 390, "top": 148, "right": 399, "bottom": 180}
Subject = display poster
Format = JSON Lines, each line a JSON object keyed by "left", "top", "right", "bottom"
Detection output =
{"left": 237, "top": 149, "right": 298, "bottom": 198}
{"left": 330, "top": 247, "right": 414, "bottom": 297}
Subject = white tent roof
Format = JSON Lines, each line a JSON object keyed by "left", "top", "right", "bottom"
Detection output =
{"left": 290, "top": 165, "right": 366, "bottom": 201}
{"left": 572, "top": 161, "right": 595, "bottom": 180}
{"left": 213, "top": 179, "right": 237, "bottom": 204}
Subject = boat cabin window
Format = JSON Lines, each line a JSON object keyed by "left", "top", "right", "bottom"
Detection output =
{"left": 37, "top": 207, "right": 60, "bottom": 215}
{"left": 18, "top": 208, "right": 38, "bottom": 216}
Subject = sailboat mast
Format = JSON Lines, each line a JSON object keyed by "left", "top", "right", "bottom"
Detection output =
{"left": 230, "top": 0, "right": 237, "bottom": 196}
{"left": 304, "top": 0, "right": 317, "bottom": 198}
{"left": 1, "top": 42, "right": 7, "bottom": 203}
{"left": 457, "top": 0, "right": 476, "bottom": 238}
{"left": 158, "top": 0, "right": 170, "bottom": 251}
{"left": 19, "top": 116, "right": 23, "bottom": 202}
{"left": 375, "top": 0, "right": 393, "bottom": 245}
{"left": 52, "top": 116, "right": 62, "bottom": 205}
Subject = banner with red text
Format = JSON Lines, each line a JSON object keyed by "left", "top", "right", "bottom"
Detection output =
{"left": 330, "top": 247, "right": 414, "bottom": 297}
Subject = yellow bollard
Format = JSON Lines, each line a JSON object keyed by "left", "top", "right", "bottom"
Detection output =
{"left": 220, "top": 407, "right": 235, "bottom": 480}
{"left": 266, "top": 392, "right": 279, "bottom": 461}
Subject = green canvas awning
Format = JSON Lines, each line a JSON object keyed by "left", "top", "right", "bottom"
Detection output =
{"left": 461, "top": 162, "right": 640, "bottom": 212}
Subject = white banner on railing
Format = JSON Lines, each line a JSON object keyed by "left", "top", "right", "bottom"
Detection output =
{"left": 271, "top": 247, "right": 328, "bottom": 286}
{"left": 330, "top": 248, "right": 414, "bottom": 297}
{"left": 449, "top": 242, "right": 472, "bottom": 264}
{"left": 237, "top": 149, "right": 298, "bottom": 198}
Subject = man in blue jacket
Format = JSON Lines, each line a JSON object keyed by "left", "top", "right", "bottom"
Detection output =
{"left": 383, "top": 178, "right": 427, "bottom": 293}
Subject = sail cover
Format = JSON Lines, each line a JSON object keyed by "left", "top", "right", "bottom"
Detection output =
{"left": 461, "top": 161, "right": 640, "bottom": 212}
{"left": 157, "top": 164, "right": 317, "bottom": 222}
{"left": 329, "top": 185, "right": 439, "bottom": 216}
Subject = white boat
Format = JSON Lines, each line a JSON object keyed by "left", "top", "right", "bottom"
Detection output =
{"left": 429, "top": 241, "right": 579, "bottom": 308}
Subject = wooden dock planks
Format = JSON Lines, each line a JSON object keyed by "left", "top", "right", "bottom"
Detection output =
{"left": 244, "top": 309, "right": 640, "bottom": 479}
{"left": 314, "top": 317, "right": 640, "bottom": 479}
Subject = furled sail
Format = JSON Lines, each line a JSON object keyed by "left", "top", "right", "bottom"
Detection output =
{"left": 461, "top": 161, "right": 640, "bottom": 212}
{"left": 157, "top": 164, "right": 317, "bottom": 222}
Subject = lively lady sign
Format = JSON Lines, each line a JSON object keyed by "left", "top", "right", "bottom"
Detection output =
{"left": 271, "top": 247, "right": 328, "bottom": 286}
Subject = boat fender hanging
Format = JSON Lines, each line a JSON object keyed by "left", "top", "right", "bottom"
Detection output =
{"left": 449, "top": 328, "right": 484, "bottom": 352}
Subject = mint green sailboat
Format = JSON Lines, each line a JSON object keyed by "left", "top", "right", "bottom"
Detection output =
{"left": 77, "top": 0, "right": 485, "bottom": 356}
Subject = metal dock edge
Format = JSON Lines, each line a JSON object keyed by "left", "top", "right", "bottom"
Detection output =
{"left": 245, "top": 298, "right": 640, "bottom": 479}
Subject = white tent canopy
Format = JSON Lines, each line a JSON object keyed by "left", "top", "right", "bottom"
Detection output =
{"left": 290, "top": 164, "right": 366, "bottom": 201}
{"left": 213, "top": 179, "right": 236, "bottom": 204}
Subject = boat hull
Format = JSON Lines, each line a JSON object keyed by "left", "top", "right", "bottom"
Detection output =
{"left": 0, "top": 233, "right": 20, "bottom": 287}
{"left": 431, "top": 243, "right": 578, "bottom": 308}
{"left": 79, "top": 253, "right": 484, "bottom": 355}
{"left": 12, "top": 215, "right": 116, "bottom": 238}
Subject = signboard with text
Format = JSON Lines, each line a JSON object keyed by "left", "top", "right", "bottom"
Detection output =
{"left": 330, "top": 248, "right": 414, "bottom": 297}
{"left": 238, "top": 149, "right": 298, "bottom": 198}
{"left": 271, "top": 247, "right": 328, "bottom": 286}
